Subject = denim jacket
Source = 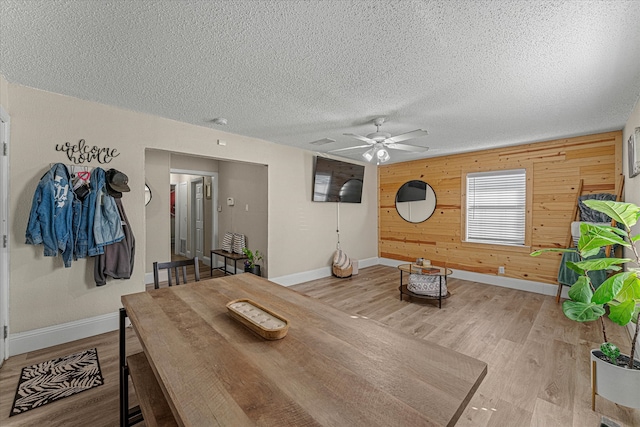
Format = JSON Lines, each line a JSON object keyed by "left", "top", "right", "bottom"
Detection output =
{"left": 87, "top": 168, "right": 124, "bottom": 257}
{"left": 72, "top": 187, "right": 93, "bottom": 260}
{"left": 25, "top": 163, "right": 75, "bottom": 267}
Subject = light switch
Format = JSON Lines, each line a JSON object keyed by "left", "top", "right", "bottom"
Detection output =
{"left": 245, "top": 204, "right": 249, "bottom": 211}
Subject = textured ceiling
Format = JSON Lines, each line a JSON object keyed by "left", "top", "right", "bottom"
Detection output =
{"left": 2, "top": 0, "right": 640, "bottom": 164}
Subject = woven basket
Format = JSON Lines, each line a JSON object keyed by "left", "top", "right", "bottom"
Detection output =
{"left": 408, "top": 273, "right": 447, "bottom": 296}
{"left": 332, "top": 264, "right": 353, "bottom": 278}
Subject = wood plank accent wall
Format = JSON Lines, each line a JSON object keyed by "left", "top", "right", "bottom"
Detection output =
{"left": 378, "top": 131, "right": 622, "bottom": 286}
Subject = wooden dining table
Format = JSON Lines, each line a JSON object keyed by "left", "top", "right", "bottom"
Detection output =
{"left": 120, "top": 273, "right": 487, "bottom": 426}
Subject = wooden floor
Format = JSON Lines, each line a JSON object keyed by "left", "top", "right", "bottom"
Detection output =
{"left": 1, "top": 265, "right": 638, "bottom": 426}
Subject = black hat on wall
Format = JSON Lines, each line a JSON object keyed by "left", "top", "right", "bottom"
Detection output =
{"left": 106, "top": 169, "right": 130, "bottom": 198}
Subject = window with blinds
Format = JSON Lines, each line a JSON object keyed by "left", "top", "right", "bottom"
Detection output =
{"left": 466, "top": 169, "right": 526, "bottom": 246}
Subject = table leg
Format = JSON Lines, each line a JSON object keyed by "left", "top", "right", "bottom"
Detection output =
{"left": 119, "top": 308, "right": 127, "bottom": 427}
{"left": 119, "top": 308, "right": 143, "bottom": 426}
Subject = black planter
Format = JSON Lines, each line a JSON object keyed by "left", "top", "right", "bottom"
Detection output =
{"left": 250, "top": 265, "right": 261, "bottom": 276}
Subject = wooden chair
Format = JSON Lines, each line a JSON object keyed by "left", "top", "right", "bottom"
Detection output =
{"left": 153, "top": 257, "right": 200, "bottom": 289}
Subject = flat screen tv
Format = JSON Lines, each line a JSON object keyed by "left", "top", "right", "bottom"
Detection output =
{"left": 312, "top": 157, "right": 365, "bottom": 203}
{"left": 396, "top": 180, "right": 426, "bottom": 202}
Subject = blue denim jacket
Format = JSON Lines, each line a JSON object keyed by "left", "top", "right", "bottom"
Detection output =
{"left": 25, "top": 163, "right": 75, "bottom": 267}
{"left": 87, "top": 168, "right": 124, "bottom": 257}
{"left": 72, "top": 189, "right": 93, "bottom": 260}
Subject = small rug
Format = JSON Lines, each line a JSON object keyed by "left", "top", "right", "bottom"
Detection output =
{"left": 10, "top": 348, "right": 104, "bottom": 416}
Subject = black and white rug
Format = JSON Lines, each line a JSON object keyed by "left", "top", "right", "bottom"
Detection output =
{"left": 10, "top": 348, "right": 104, "bottom": 416}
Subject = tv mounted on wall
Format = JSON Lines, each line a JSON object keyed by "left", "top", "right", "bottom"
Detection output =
{"left": 312, "top": 157, "right": 365, "bottom": 203}
{"left": 396, "top": 180, "right": 426, "bottom": 202}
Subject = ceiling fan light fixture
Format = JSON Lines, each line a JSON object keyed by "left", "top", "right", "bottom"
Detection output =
{"left": 362, "top": 147, "right": 376, "bottom": 162}
{"left": 376, "top": 148, "right": 390, "bottom": 163}
{"left": 334, "top": 118, "right": 429, "bottom": 164}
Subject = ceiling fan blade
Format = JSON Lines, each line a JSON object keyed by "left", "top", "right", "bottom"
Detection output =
{"left": 329, "top": 144, "right": 371, "bottom": 153}
{"left": 386, "top": 143, "right": 429, "bottom": 153}
{"left": 344, "top": 133, "right": 376, "bottom": 144}
{"left": 385, "top": 129, "right": 428, "bottom": 144}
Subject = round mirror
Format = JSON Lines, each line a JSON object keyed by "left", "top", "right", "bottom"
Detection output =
{"left": 144, "top": 183, "right": 152, "bottom": 206}
{"left": 395, "top": 180, "right": 436, "bottom": 223}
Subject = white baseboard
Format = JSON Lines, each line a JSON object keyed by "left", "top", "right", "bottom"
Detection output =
{"left": 448, "top": 268, "right": 558, "bottom": 296}
{"left": 10, "top": 257, "right": 559, "bottom": 357}
{"left": 270, "top": 266, "right": 332, "bottom": 287}
{"left": 8, "top": 312, "right": 120, "bottom": 357}
{"left": 270, "top": 256, "right": 380, "bottom": 287}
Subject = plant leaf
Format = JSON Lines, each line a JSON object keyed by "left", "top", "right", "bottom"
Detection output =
{"left": 565, "top": 261, "right": 584, "bottom": 275}
{"left": 592, "top": 272, "right": 632, "bottom": 304}
{"left": 571, "top": 257, "right": 629, "bottom": 272}
{"left": 613, "top": 272, "right": 640, "bottom": 302}
{"left": 577, "top": 224, "right": 628, "bottom": 256}
{"left": 567, "top": 276, "right": 592, "bottom": 303}
{"left": 530, "top": 248, "right": 577, "bottom": 257}
{"left": 597, "top": 224, "right": 628, "bottom": 237}
{"left": 582, "top": 200, "right": 639, "bottom": 228}
{"left": 608, "top": 299, "right": 636, "bottom": 326}
{"left": 562, "top": 300, "right": 606, "bottom": 322}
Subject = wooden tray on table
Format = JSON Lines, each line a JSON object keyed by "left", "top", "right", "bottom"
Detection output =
{"left": 226, "top": 299, "right": 289, "bottom": 340}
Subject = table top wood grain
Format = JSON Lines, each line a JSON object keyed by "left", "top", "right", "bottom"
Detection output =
{"left": 121, "top": 273, "right": 487, "bottom": 427}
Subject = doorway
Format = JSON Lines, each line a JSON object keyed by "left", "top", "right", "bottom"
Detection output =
{"left": 171, "top": 171, "right": 218, "bottom": 267}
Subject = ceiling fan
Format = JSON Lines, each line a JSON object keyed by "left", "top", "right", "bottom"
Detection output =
{"left": 330, "top": 117, "right": 429, "bottom": 163}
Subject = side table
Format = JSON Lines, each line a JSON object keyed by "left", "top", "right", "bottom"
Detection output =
{"left": 210, "top": 249, "right": 248, "bottom": 276}
{"left": 398, "top": 264, "right": 452, "bottom": 308}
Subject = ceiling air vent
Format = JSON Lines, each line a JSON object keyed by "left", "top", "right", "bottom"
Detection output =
{"left": 309, "top": 138, "right": 335, "bottom": 146}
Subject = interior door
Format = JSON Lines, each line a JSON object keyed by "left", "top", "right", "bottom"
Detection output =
{"left": 178, "top": 182, "right": 188, "bottom": 256}
{"left": 194, "top": 180, "right": 204, "bottom": 260}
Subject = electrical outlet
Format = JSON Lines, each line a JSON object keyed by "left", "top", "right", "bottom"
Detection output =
{"left": 498, "top": 266, "right": 505, "bottom": 274}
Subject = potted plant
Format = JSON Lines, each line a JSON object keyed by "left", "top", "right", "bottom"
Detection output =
{"left": 531, "top": 200, "right": 640, "bottom": 410}
{"left": 242, "top": 248, "right": 264, "bottom": 276}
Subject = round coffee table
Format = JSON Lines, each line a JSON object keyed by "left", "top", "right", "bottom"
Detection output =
{"left": 397, "top": 264, "right": 452, "bottom": 308}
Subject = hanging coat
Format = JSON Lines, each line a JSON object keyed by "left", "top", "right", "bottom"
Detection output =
{"left": 94, "top": 198, "right": 135, "bottom": 286}
{"left": 25, "top": 163, "right": 75, "bottom": 267}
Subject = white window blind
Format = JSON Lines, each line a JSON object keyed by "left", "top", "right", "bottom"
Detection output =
{"left": 466, "top": 169, "right": 526, "bottom": 246}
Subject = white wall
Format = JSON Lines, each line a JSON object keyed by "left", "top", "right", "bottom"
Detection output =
{"left": 144, "top": 149, "right": 172, "bottom": 272}
{"left": 3, "top": 81, "right": 378, "bottom": 336}
{"left": 622, "top": 95, "right": 640, "bottom": 357}
{"left": 623, "top": 97, "right": 640, "bottom": 230}
{"left": 218, "top": 161, "right": 268, "bottom": 275}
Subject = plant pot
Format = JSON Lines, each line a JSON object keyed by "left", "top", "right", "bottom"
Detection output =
{"left": 591, "top": 349, "right": 640, "bottom": 410}
{"left": 249, "top": 265, "right": 261, "bottom": 276}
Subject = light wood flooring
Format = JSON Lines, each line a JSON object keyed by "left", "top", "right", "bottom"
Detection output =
{"left": 1, "top": 265, "right": 638, "bottom": 426}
